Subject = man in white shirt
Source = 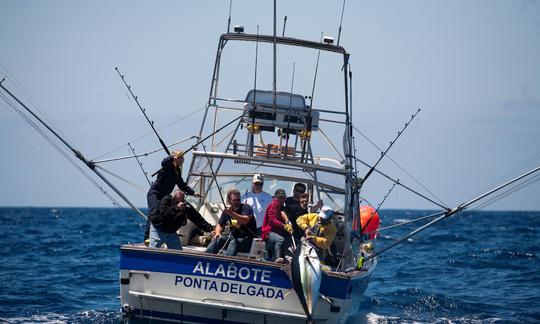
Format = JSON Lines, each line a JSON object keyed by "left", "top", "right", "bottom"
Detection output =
{"left": 241, "top": 174, "right": 273, "bottom": 235}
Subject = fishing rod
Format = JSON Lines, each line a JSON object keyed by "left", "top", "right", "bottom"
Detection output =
{"left": 0, "top": 81, "right": 148, "bottom": 221}
{"left": 364, "top": 164, "right": 540, "bottom": 262}
{"left": 115, "top": 67, "right": 170, "bottom": 156}
{"left": 282, "top": 15, "right": 287, "bottom": 37}
{"left": 375, "top": 182, "right": 397, "bottom": 214}
{"left": 356, "top": 157, "right": 449, "bottom": 210}
{"left": 128, "top": 142, "right": 151, "bottom": 186}
{"left": 361, "top": 109, "right": 421, "bottom": 185}
{"left": 200, "top": 142, "right": 260, "bottom": 240}
{"left": 200, "top": 142, "right": 225, "bottom": 205}
{"left": 151, "top": 106, "right": 254, "bottom": 176}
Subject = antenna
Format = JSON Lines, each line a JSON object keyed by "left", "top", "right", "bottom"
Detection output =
{"left": 284, "top": 62, "right": 296, "bottom": 153}
{"left": 227, "top": 0, "right": 233, "bottom": 33}
{"left": 272, "top": 0, "right": 277, "bottom": 116}
{"left": 337, "top": 0, "right": 346, "bottom": 46}
{"left": 248, "top": 25, "right": 260, "bottom": 157}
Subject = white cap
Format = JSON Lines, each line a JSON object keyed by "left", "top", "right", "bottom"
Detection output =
{"left": 318, "top": 205, "right": 334, "bottom": 220}
{"left": 252, "top": 174, "right": 264, "bottom": 183}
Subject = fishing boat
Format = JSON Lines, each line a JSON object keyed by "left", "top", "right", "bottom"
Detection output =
{"left": 2, "top": 3, "right": 539, "bottom": 324}
{"left": 117, "top": 18, "right": 379, "bottom": 322}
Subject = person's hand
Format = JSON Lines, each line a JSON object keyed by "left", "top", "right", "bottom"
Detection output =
{"left": 230, "top": 219, "right": 239, "bottom": 228}
{"left": 284, "top": 223, "right": 293, "bottom": 234}
{"left": 193, "top": 193, "right": 203, "bottom": 198}
{"left": 304, "top": 227, "right": 312, "bottom": 236}
{"left": 224, "top": 206, "right": 237, "bottom": 217}
{"left": 212, "top": 233, "right": 221, "bottom": 241}
{"left": 177, "top": 202, "right": 185, "bottom": 210}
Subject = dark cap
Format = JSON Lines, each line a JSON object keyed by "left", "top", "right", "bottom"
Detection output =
{"left": 274, "top": 189, "right": 286, "bottom": 198}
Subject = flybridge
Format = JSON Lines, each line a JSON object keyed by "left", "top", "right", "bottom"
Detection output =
{"left": 220, "top": 33, "right": 348, "bottom": 54}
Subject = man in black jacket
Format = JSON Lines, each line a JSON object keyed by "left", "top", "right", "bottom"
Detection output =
{"left": 144, "top": 150, "right": 200, "bottom": 241}
{"left": 149, "top": 190, "right": 212, "bottom": 249}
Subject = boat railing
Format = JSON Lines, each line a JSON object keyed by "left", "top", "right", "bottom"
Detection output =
{"left": 192, "top": 151, "right": 348, "bottom": 176}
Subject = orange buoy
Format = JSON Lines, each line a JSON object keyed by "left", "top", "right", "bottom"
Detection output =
{"left": 359, "top": 205, "right": 381, "bottom": 239}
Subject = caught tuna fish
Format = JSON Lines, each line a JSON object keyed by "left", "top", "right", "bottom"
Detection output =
{"left": 291, "top": 239, "right": 322, "bottom": 320}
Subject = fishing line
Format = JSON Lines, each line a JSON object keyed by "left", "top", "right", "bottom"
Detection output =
{"left": 318, "top": 127, "right": 345, "bottom": 160}
{"left": 94, "top": 165, "right": 148, "bottom": 193}
{"left": 0, "top": 90, "right": 125, "bottom": 209}
{"left": 0, "top": 68, "right": 72, "bottom": 143}
{"left": 469, "top": 173, "right": 540, "bottom": 211}
{"left": 92, "top": 135, "right": 198, "bottom": 164}
{"left": 365, "top": 165, "right": 540, "bottom": 261}
{"left": 352, "top": 123, "right": 447, "bottom": 208}
{"left": 355, "top": 157, "right": 449, "bottom": 210}
{"left": 92, "top": 105, "right": 206, "bottom": 161}
{"left": 372, "top": 210, "right": 446, "bottom": 234}
{"left": 1, "top": 82, "right": 148, "bottom": 222}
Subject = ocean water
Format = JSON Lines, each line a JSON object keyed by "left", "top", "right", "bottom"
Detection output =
{"left": 0, "top": 207, "right": 538, "bottom": 323}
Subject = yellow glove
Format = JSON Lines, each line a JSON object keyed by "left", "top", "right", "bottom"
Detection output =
{"left": 284, "top": 223, "right": 293, "bottom": 234}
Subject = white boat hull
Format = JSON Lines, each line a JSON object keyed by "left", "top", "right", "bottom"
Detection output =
{"left": 120, "top": 245, "right": 376, "bottom": 323}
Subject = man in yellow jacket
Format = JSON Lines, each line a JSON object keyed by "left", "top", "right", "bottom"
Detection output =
{"left": 296, "top": 205, "right": 337, "bottom": 261}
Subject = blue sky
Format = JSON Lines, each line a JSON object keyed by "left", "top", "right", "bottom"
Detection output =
{"left": 1, "top": 0, "right": 539, "bottom": 210}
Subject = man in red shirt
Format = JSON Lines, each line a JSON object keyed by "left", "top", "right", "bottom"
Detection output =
{"left": 261, "top": 189, "right": 293, "bottom": 263}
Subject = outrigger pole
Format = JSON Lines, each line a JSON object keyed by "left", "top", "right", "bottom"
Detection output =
{"left": 0, "top": 81, "right": 148, "bottom": 221}
{"left": 115, "top": 67, "right": 171, "bottom": 156}
{"left": 365, "top": 164, "right": 540, "bottom": 262}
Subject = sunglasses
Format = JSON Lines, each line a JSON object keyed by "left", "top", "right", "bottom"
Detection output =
{"left": 254, "top": 182, "right": 263, "bottom": 186}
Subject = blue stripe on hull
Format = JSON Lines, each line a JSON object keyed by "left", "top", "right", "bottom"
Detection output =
{"left": 120, "top": 248, "right": 291, "bottom": 288}
{"left": 120, "top": 247, "right": 366, "bottom": 300}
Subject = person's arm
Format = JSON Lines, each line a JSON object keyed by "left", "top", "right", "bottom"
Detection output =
{"left": 161, "top": 156, "right": 173, "bottom": 167}
{"left": 176, "top": 177, "right": 195, "bottom": 196}
{"left": 296, "top": 213, "right": 311, "bottom": 234}
{"left": 310, "top": 224, "right": 337, "bottom": 250}
{"left": 185, "top": 203, "right": 212, "bottom": 232}
{"left": 267, "top": 203, "right": 286, "bottom": 231}
{"left": 212, "top": 223, "right": 223, "bottom": 241}
{"left": 225, "top": 205, "right": 252, "bottom": 225}
{"left": 280, "top": 211, "right": 289, "bottom": 223}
